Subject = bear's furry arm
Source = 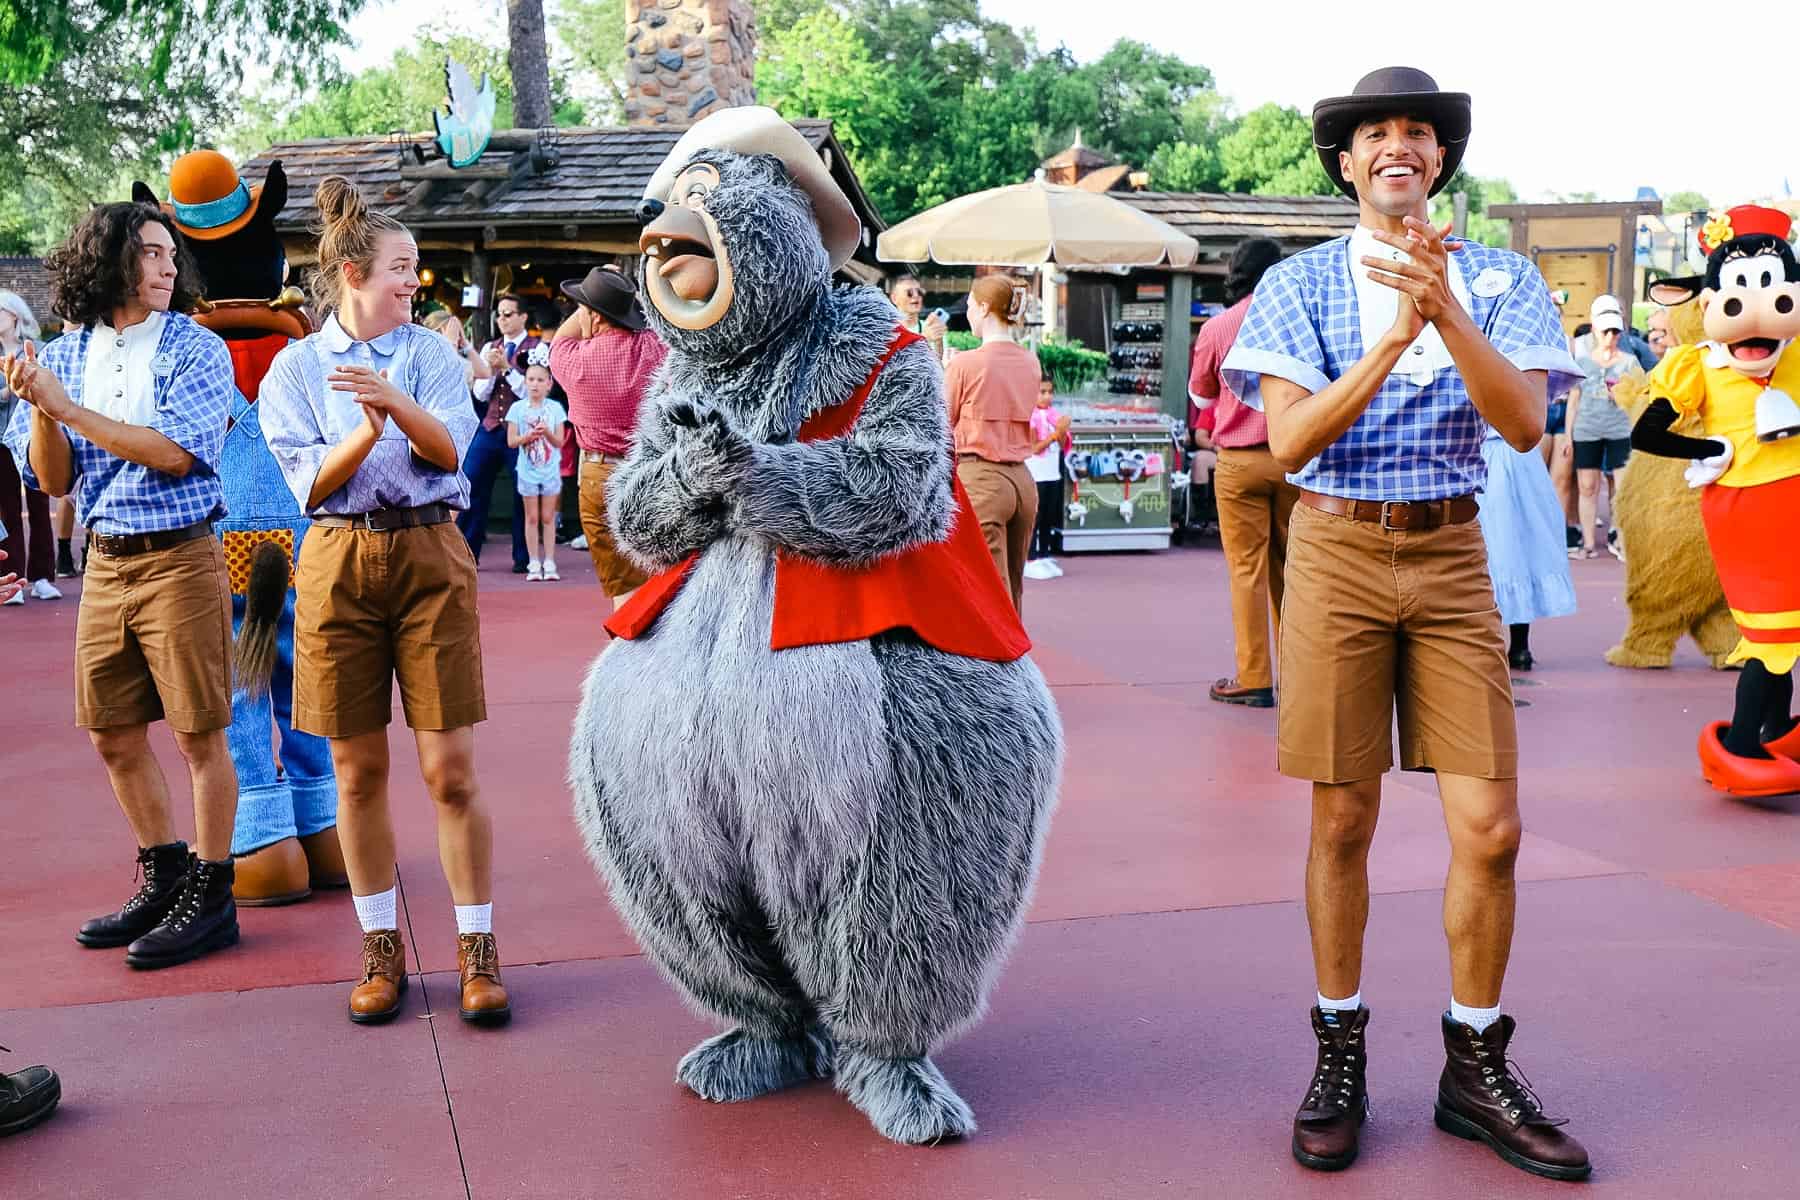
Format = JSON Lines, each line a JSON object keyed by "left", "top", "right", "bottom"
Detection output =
{"left": 732, "top": 340, "right": 954, "bottom": 564}
{"left": 1631, "top": 398, "right": 1718, "bottom": 459}
{"left": 605, "top": 387, "right": 727, "bottom": 572}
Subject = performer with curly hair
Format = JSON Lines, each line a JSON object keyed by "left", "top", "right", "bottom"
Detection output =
{"left": 2, "top": 201, "right": 243, "bottom": 970}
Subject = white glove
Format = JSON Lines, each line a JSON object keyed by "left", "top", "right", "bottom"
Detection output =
{"left": 1684, "top": 437, "right": 1734, "bottom": 489}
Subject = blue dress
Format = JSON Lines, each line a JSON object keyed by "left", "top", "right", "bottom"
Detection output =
{"left": 1477, "top": 428, "right": 1577, "bottom": 625}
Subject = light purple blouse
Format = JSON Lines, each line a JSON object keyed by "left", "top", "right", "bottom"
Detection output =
{"left": 260, "top": 315, "right": 478, "bottom": 515}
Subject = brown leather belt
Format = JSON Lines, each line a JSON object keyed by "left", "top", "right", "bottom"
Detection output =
{"left": 579, "top": 449, "right": 620, "bottom": 465}
{"left": 1300, "top": 490, "right": 1478, "bottom": 531}
{"left": 310, "top": 502, "right": 453, "bottom": 532}
{"left": 88, "top": 521, "right": 214, "bottom": 559}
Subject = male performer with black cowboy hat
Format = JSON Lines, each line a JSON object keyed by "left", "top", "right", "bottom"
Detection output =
{"left": 549, "top": 264, "right": 665, "bottom": 609}
{"left": 1222, "top": 68, "right": 1591, "bottom": 1180}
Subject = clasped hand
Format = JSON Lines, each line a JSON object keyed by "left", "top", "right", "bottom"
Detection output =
{"left": 1360, "top": 216, "right": 1463, "bottom": 344}
{"left": 329, "top": 365, "right": 407, "bottom": 437}
{"left": 1, "top": 343, "right": 73, "bottom": 422}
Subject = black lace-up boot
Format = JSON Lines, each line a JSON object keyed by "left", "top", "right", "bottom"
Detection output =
{"left": 75, "top": 841, "right": 191, "bottom": 948}
{"left": 125, "top": 855, "right": 239, "bottom": 970}
{"left": 1292, "top": 1006, "right": 1369, "bottom": 1170}
{"left": 1434, "top": 1013, "right": 1590, "bottom": 1181}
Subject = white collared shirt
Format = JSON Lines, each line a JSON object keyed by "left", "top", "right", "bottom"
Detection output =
{"left": 1349, "top": 225, "right": 1470, "bottom": 388}
{"left": 80, "top": 310, "right": 167, "bottom": 426}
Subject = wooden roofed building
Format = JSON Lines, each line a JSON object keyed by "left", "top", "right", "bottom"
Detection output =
{"left": 239, "top": 119, "right": 888, "bottom": 341}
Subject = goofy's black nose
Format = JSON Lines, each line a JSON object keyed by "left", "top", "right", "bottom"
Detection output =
{"left": 635, "top": 198, "right": 665, "bottom": 226}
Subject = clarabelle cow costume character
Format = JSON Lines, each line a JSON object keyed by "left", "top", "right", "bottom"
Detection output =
{"left": 133, "top": 153, "right": 347, "bottom": 905}
{"left": 568, "top": 107, "right": 1062, "bottom": 1144}
{"left": 1631, "top": 204, "right": 1800, "bottom": 797}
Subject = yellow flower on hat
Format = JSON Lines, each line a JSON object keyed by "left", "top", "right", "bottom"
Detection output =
{"left": 1700, "top": 212, "right": 1735, "bottom": 253}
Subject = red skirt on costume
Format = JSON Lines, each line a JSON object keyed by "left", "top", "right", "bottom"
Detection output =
{"left": 1700, "top": 473, "right": 1800, "bottom": 672}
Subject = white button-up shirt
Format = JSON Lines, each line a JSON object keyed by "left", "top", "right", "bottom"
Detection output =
{"left": 80, "top": 310, "right": 167, "bottom": 425}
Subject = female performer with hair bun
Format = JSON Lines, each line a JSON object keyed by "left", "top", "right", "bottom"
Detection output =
{"left": 944, "top": 274, "right": 1041, "bottom": 613}
{"left": 258, "top": 174, "right": 511, "bottom": 1028}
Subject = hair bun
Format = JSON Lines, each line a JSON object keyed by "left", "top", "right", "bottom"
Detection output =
{"left": 313, "top": 175, "right": 368, "bottom": 228}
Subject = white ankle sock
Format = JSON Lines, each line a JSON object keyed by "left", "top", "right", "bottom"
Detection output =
{"left": 1318, "top": 990, "right": 1362, "bottom": 1014}
{"left": 455, "top": 903, "right": 492, "bottom": 935}
{"left": 1450, "top": 999, "right": 1501, "bottom": 1032}
{"left": 352, "top": 887, "right": 397, "bottom": 932}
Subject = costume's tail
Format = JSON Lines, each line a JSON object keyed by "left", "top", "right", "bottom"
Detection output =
{"left": 233, "top": 542, "right": 289, "bottom": 698}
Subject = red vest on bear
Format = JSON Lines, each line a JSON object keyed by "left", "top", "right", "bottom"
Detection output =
{"left": 604, "top": 328, "right": 1030, "bottom": 662}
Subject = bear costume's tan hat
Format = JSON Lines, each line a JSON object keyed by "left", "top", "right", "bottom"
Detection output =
{"left": 643, "top": 105, "right": 861, "bottom": 271}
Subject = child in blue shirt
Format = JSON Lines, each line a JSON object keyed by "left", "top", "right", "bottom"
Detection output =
{"left": 505, "top": 348, "right": 567, "bottom": 580}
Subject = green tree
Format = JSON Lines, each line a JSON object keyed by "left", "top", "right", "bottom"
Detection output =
{"left": 234, "top": 32, "right": 587, "bottom": 150}
{"left": 0, "top": 16, "right": 233, "bottom": 253}
{"left": 557, "top": 0, "right": 627, "bottom": 124}
{"left": 1146, "top": 141, "right": 1221, "bottom": 192}
{"left": 1663, "top": 189, "right": 1710, "bottom": 216}
{"left": 1067, "top": 40, "right": 1212, "bottom": 169}
{"left": 1216, "top": 104, "right": 1334, "bottom": 195}
{"left": 1431, "top": 168, "right": 1516, "bottom": 247}
{"left": 1, "top": 0, "right": 363, "bottom": 87}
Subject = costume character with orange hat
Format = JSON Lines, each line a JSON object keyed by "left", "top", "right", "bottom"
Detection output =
{"left": 134, "top": 152, "right": 345, "bottom": 901}
{"left": 1630, "top": 204, "right": 1800, "bottom": 798}
{"left": 568, "top": 107, "right": 1061, "bottom": 1145}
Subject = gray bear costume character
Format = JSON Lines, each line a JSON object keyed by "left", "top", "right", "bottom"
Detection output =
{"left": 568, "top": 107, "right": 1063, "bottom": 1145}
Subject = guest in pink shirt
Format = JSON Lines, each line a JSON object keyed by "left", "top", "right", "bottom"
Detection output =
{"left": 1189, "top": 238, "right": 1296, "bottom": 708}
{"left": 550, "top": 266, "right": 667, "bottom": 609}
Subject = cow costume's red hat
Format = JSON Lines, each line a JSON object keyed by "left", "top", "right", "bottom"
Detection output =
{"left": 1699, "top": 205, "right": 1794, "bottom": 256}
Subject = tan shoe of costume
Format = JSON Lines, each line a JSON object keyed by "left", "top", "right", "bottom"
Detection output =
{"left": 349, "top": 930, "right": 408, "bottom": 1025}
{"left": 299, "top": 827, "right": 350, "bottom": 889}
{"left": 456, "top": 933, "right": 511, "bottom": 1026}
{"left": 231, "top": 837, "right": 312, "bottom": 906}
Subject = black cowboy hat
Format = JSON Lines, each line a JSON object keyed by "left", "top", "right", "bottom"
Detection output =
{"left": 558, "top": 265, "right": 646, "bottom": 331}
{"left": 1312, "top": 67, "right": 1471, "bottom": 200}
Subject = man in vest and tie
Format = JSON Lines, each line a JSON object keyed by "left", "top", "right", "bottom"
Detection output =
{"left": 456, "top": 292, "right": 534, "bottom": 571}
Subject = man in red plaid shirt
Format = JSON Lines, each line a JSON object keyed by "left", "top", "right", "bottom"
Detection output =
{"left": 550, "top": 266, "right": 667, "bottom": 608}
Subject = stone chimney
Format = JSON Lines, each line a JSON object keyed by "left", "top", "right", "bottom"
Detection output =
{"left": 624, "top": 0, "right": 757, "bottom": 127}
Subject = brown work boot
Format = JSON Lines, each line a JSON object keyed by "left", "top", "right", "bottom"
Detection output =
{"left": 348, "top": 930, "right": 408, "bottom": 1025}
{"left": 1292, "top": 1006, "right": 1369, "bottom": 1171}
{"left": 232, "top": 837, "right": 312, "bottom": 907}
{"left": 457, "top": 932, "right": 511, "bottom": 1027}
{"left": 1434, "top": 1014, "right": 1591, "bottom": 1181}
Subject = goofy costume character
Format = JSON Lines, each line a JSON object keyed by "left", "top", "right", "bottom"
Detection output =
{"left": 1631, "top": 204, "right": 1800, "bottom": 798}
{"left": 135, "top": 152, "right": 345, "bottom": 902}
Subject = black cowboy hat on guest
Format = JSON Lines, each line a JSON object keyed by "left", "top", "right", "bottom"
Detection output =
{"left": 559, "top": 265, "right": 647, "bottom": 331}
{"left": 1312, "top": 66, "right": 1471, "bottom": 200}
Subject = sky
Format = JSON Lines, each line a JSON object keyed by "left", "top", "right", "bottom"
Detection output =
{"left": 342, "top": 0, "right": 1793, "bottom": 206}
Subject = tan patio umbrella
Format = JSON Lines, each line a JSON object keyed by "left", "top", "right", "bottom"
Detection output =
{"left": 875, "top": 177, "right": 1199, "bottom": 268}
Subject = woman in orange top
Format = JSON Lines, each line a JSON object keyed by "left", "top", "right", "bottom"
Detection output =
{"left": 944, "top": 275, "right": 1040, "bottom": 613}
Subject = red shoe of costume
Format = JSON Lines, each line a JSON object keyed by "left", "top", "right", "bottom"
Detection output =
{"left": 1698, "top": 721, "right": 1800, "bottom": 797}
{"left": 1763, "top": 721, "right": 1800, "bottom": 762}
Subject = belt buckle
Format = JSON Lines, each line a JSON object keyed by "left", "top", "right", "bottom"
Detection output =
{"left": 1379, "top": 500, "right": 1407, "bottom": 531}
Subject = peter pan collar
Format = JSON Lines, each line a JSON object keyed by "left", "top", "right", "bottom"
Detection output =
{"left": 321, "top": 314, "right": 401, "bottom": 356}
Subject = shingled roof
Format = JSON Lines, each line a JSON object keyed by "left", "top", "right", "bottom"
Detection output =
{"left": 239, "top": 119, "right": 885, "bottom": 239}
{"left": 1117, "top": 192, "right": 1357, "bottom": 249}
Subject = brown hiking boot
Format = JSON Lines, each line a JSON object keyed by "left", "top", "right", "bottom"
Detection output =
{"left": 348, "top": 930, "right": 408, "bottom": 1025}
{"left": 1292, "top": 1006, "right": 1369, "bottom": 1171}
{"left": 1434, "top": 1014, "right": 1591, "bottom": 1181}
{"left": 456, "top": 933, "right": 511, "bottom": 1027}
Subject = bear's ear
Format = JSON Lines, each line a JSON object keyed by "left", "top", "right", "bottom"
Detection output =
{"left": 131, "top": 181, "right": 159, "bottom": 206}
{"left": 259, "top": 161, "right": 287, "bottom": 222}
{"left": 1648, "top": 275, "right": 1702, "bottom": 307}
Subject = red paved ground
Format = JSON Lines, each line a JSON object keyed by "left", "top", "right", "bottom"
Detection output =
{"left": 6, "top": 543, "right": 1799, "bottom": 1198}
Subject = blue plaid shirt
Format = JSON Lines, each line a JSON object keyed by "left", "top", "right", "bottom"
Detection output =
{"left": 3, "top": 313, "right": 232, "bottom": 534}
{"left": 1221, "top": 238, "right": 1580, "bottom": 501}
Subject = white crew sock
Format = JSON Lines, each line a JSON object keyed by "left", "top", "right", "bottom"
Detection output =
{"left": 455, "top": 903, "right": 493, "bottom": 935}
{"left": 1450, "top": 998, "right": 1502, "bottom": 1033}
{"left": 1317, "top": 991, "right": 1362, "bottom": 1022}
{"left": 352, "top": 887, "right": 397, "bottom": 933}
